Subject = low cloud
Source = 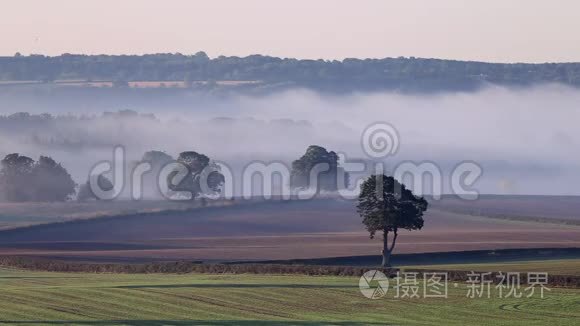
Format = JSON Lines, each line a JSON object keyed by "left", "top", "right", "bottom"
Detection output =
{"left": 0, "top": 84, "right": 578, "bottom": 195}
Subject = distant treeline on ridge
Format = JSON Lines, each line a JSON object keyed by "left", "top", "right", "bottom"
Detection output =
{"left": 1, "top": 52, "right": 580, "bottom": 92}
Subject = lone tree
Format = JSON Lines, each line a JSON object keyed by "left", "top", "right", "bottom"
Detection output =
{"left": 138, "top": 150, "right": 174, "bottom": 199}
{"left": 290, "top": 145, "right": 349, "bottom": 192}
{"left": 170, "top": 151, "right": 224, "bottom": 200}
{"left": 357, "top": 175, "right": 428, "bottom": 267}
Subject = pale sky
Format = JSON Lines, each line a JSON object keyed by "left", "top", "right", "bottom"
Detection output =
{"left": 1, "top": 0, "right": 579, "bottom": 63}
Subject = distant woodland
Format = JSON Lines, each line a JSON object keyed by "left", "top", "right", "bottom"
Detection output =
{"left": 1, "top": 52, "right": 580, "bottom": 92}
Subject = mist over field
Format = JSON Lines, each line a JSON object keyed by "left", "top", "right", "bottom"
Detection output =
{"left": 0, "top": 84, "right": 579, "bottom": 196}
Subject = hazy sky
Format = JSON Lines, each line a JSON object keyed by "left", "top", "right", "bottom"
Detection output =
{"left": 1, "top": 0, "right": 579, "bottom": 62}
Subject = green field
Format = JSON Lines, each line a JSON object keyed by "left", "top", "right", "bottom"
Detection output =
{"left": 409, "top": 259, "right": 580, "bottom": 276}
{"left": 0, "top": 268, "right": 578, "bottom": 325}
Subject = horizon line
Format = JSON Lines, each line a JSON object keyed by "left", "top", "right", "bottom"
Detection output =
{"left": 2, "top": 52, "right": 580, "bottom": 66}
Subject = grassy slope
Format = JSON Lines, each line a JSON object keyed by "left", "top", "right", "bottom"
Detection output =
{"left": 408, "top": 259, "right": 580, "bottom": 276}
{"left": 0, "top": 269, "right": 578, "bottom": 325}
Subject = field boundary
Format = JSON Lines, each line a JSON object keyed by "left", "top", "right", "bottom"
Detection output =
{"left": 252, "top": 248, "right": 580, "bottom": 266}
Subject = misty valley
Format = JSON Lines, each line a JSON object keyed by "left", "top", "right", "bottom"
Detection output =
{"left": 1, "top": 5, "right": 580, "bottom": 323}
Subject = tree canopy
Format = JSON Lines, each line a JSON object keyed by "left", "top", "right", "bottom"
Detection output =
{"left": 0, "top": 154, "right": 76, "bottom": 202}
{"left": 290, "top": 145, "right": 349, "bottom": 192}
{"left": 170, "top": 151, "right": 224, "bottom": 200}
{"left": 357, "top": 175, "right": 428, "bottom": 267}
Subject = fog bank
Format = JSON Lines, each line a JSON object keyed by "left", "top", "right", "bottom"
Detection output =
{"left": 0, "top": 84, "right": 578, "bottom": 196}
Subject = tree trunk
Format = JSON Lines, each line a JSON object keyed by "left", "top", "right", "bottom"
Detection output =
{"left": 381, "top": 249, "right": 392, "bottom": 267}
{"left": 381, "top": 230, "right": 391, "bottom": 267}
{"left": 381, "top": 229, "right": 398, "bottom": 268}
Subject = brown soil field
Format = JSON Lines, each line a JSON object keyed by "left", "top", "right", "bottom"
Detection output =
{"left": 0, "top": 198, "right": 578, "bottom": 263}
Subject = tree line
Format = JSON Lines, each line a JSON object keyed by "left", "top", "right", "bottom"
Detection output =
{"left": 0, "top": 154, "right": 76, "bottom": 202}
{"left": 2, "top": 52, "right": 580, "bottom": 92}
{"left": 0, "top": 145, "right": 349, "bottom": 202}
